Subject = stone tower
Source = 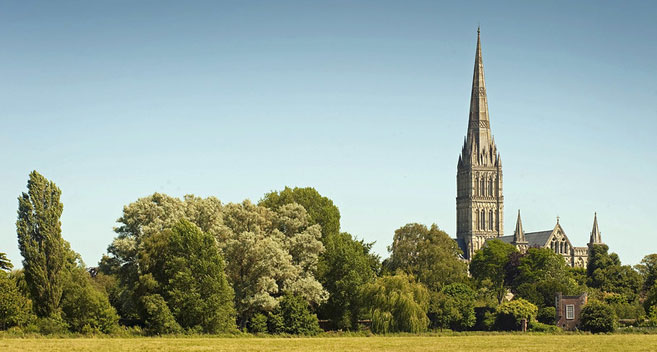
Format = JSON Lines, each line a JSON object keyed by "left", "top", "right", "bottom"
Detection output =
{"left": 456, "top": 28, "right": 504, "bottom": 260}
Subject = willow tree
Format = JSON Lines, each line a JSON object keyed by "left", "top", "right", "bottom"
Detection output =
{"left": 360, "top": 273, "right": 430, "bottom": 333}
{"left": 16, "top": 171, "right": 68, "bottom": 318}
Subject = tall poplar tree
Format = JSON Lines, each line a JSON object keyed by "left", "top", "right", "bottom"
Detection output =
{"left": 16, "top": 171, "right": 67, "bottom": 317}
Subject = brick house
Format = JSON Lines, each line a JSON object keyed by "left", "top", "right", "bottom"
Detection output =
{"left": 555, "top": 292, "right": 588, "bottom": 330}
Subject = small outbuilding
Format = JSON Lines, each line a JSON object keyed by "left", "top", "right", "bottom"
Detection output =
{"left": 555, "top": 292, "right": 588, "bottom": 330}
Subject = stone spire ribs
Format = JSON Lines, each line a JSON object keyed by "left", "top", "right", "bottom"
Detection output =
{"left": 512, "top": 210, "right": 528, "bottom": 252}
{"left": 589, "top": 213, "right": 603, "bottom": 245}
{"left": 458, "top": 28, "right": 501, "bottom": 169}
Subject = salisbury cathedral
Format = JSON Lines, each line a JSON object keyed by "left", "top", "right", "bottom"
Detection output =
{"left": 454, "top": 29, "right": 603, "bottom": 268}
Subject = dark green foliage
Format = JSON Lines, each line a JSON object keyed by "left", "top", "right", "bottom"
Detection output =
{"left": 0, "top": 252, "right": 13, "bottom": 271}
{"left": 537, "top": 306, "right": 556, "bottom": 324}
{"left": 60, "top": 267, "right": 119, "bottom": 333}
{"left": 579, "top": 301, "right": 617, "bottom": 333}
{"left": 587, "top": 244, "right": 642, "bottom": 303}
{"left": 643, "top": 283, "right": 657, "bottom": 314}
{"left": 636, "top": 254, "right": 657, "bottom": 291}
{"left": 473, "top": 306, "right": 496, "bottom": 331}
{"left": 510, "top": 248, "right": 581, "bottom": 308}
{"left": 141, "top": 294, "right": 182, "bottom": 335}
{"left": 361, "top": 273, "right": 430, "bottom": 334}
{"left": 34, "top": 315, "right": 68, "bottom": 334}
{"left": 259, "top": 186, "right": 341, "bottom": 239}
{"left": 139, "top": 219, "right": 236, "bottom": 333}
{"left": 494, "top": 298, "right": 538, "bottom": 331}
{"left": 267, "top": 294, "right": 321, "bottom": 335}
{"left": 317, "top": 232, "right": 379, "bottom": 330}
{"left": 470, "top": 240, "right": 518, "bottom": 303}
{"left": 16, "top": 171, "right": 68, "bottom": 318}
{"left": 0, "top": 272, "right": 34, "bottom": 330}
{"left": 528, "top": 320, "right": 560, "bottom": 332}
{"left": 430, "top": 283, "right": 477, "bottom": 330}
{"left": 386, "top": 223, "right": 468, "bottom": 292}
{"left": 248, "top": 313, "right": 268, "bottom": 333}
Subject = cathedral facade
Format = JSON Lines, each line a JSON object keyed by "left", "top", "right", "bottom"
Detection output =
{"left": 455, "top": 30, "right": 603, "bottom": 267}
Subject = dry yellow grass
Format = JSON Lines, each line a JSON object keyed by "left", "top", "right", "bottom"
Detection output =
{"left": 2, "top": 335, "right": 657, "bottom": 352}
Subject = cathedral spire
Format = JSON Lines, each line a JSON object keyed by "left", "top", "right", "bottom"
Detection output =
{"left": 589, "top": 212, "right": 602, "bottom": 245}
{"left": 467, "top": 27, "right": 491, "bottom": 147}
{"left": 513, "top": 210, "right": 527, "bottom": 245}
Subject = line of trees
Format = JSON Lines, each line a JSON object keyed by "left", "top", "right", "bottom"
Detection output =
{"left": 2, "top": 171, "right": 657, "bottom": 334}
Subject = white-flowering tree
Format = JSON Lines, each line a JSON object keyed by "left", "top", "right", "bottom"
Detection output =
{"left": 105, "top": 194, "right": 327, "bottom": 330}
{"left": 220, "top": 201, "right": 327, "bottom": 328}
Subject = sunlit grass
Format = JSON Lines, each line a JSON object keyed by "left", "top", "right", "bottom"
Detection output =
{"left": 2, "top": 334, "right": 657, "bottom": 352}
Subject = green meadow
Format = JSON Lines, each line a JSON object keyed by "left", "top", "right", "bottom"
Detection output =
{"left": 2, "top": 335, "right": 657, "bottom": 352}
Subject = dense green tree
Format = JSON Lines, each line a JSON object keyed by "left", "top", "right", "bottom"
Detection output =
{"left": 510, "top": 248, "right": 581, "bottom": 308}
{"left": 0, "top": 252, "right": 13, "bottom": 271}
{"left": 470, "top": 240, "right": 518, "bottom": 303}
{"left": 636, "top": 254, "right": 657, "bottom": 292}
{"left": 106, "top": 194, "right": 327, "bottom": 330}
{"left": 317, "top": 232, "right": 380, "bottom": 330}
{"left": 260, "top": 186, "right": 340, "bottom": 239}
{"left": 579, "top": 301, "right": 617, "bottom": 333}
{"left": 60, "top": 267, "right": 119, "bottom": 333}
{"left": 643, "top": 283, "right": 657, "bottom": 314}
{"left": 266, "top": 293, "right": 321, "bottom": 335}
{"left": 587, "top": 244, "right": 642, "bottom": 303}
{"left": 139, "top": 219, "right": 235, "bottom": 333}
{"left": 361, "top": 273, "right": 430, "bottom": 334}
{"left": 386, "top": 223, "right": 468, "bottom": 292}
{"left": 16, "top": 171, "right": 68, "bottom": 318}
{"left": 494, "top": 298, "right": 538, "bottom": 331}
{"left": 430, "top": 283, "right": 477, "bottom": 331}
{"left": 0, "top": 271, "right": 34, "bottom": 330}
{"left": 141, "top": 294, "right": 182, "bottom": 335}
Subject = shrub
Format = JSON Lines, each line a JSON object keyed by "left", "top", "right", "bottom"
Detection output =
{"left": 494, "top": 298, "right": 538, "bottom": 331}
{"left": 528, "top": 320, "right": 561, "bottom": 332}
{"left": 0, "top": 272, "right": 34, "bottom": 330}
{"left": 267, "top": 294, "right": 321, "bottom": 335}
{"left": 537, "top": 306, "right": 556, "bottom": 325}
{"left": 60, "top": 268, "right": 119, "bottom": 333}
{"left": 141, "top": 294, "right": 182, "bottom": 335}
{"left": 579, "top": 301, "right": 617, "bottom": 333}
{"left": 36, "top": 315, "right": 68, "bottom": 335}
{"left": 248, "top": 313, "right": 268, "bottom": 333}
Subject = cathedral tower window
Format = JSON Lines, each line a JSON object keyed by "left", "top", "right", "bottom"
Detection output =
{"left": 488, "top": 178, "right": 493, "bottom": 196}
{"left": 489, "top": 210, "right": 494, "bottom": 230}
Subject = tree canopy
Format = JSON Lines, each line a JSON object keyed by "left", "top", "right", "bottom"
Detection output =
{"left": 386, "top": 223, "right": 468, "bottom": 292}
{"left": 16, "top": 171, "right": 68, "bottom": 318}
{"left": 317, "top": 232, "right": 379, "bottom": 330}
{"left": 259, "top": 186, "right": 341, "bottom": 239}
{"left": 361, "top": 273, "right": 430, "bottom": 334}
{"left": 470, "top": 239, "right": 518, "bottom": 303}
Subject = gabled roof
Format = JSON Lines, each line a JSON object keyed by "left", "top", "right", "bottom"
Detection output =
{"left": 494, "top": 230, "right": 553, "bottom": 248}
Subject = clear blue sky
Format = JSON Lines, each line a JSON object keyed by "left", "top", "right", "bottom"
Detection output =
{"left": 1, "top": 1, "right": 655, "bottom": 266}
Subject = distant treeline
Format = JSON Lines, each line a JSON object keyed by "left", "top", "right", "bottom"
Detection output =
{"left": 2, "top": 171, "right": 657, "bottom": 335}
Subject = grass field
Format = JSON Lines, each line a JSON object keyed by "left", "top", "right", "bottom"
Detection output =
{"left": 2, "top": 334, "right": 657, "bottom": 352}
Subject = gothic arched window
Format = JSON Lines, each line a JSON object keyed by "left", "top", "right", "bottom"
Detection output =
{"left": 480, "top": 178, "right": 485, "bottom": 196}
{"left": 481, "top": 210, "right": 485, "bottom": 230}
{"left": 489, "top": 210, "right": 494, "bottom": 230}
{"left": 489, "top": 178, "right": 493, "bottom": 196}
